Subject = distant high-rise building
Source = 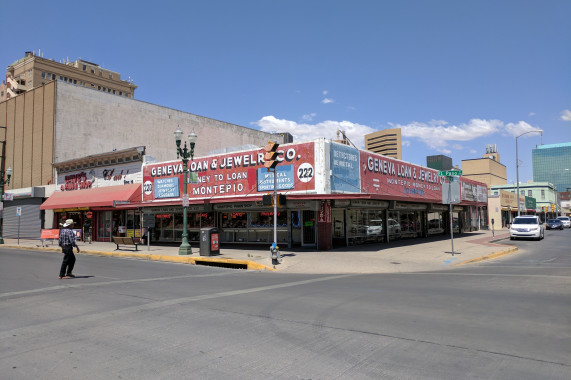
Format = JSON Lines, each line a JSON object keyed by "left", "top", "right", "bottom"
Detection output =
{"left": 426, "top": 155, "right": 453, "bottom": 171}
{"left": 0, "top": 51, "right": 137, "bottom": 101}
{"left": 364, "top": 128, "right": 402, "bottom": 160}
{"left": 532, "top": 142, "right": 571, "bottom": 193}
{"left": 461, "top": 144, "right": 507, "bottom": 187}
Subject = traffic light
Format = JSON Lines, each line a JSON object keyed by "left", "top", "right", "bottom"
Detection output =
{"left": 278, "top": 194, "right": 286, "bottom": 206}
{"left": 264, "top": 141, "right": 280, "bottom": 169}
{"left": 262, "top": 194, "right": 273, "bottom": 206}
{"left": 551, "top": 204, "right": 555, "bottom": 212}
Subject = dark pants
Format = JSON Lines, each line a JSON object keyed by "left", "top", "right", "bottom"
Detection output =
{"left": 59, "top": 245, "right": 76, "bottom": 277}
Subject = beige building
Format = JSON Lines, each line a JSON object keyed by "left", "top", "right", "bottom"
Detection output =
{"left": 0, "top": 80, "right": 289, "bottom": 190}
{"left": 364, "top": 128, "right": 402, "bottom": 160}
{"left": 461, "top": 145, "right": 506, "bottom": 187}
{"left": 1, "top": 51, "right": 137, "bottom": 101}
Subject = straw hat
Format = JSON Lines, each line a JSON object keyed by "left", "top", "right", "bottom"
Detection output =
{"left": 62, "top": 219, "right": 74, "bottom": 227}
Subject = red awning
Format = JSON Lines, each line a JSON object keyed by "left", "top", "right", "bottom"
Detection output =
{"left": 40, "top": 184, "right": 141, "bottom": 210}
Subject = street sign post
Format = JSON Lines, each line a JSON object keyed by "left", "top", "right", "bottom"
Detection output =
{"left": 437, "top": 172, "right": 461, "bottom": 256}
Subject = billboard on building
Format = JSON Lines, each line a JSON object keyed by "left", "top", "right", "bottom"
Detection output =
{"left": 142, "top": 142, "right": 316, "bottom": 202}
{"left": 330, "top": 143, "right": 360, "bottom": 193}
{"left": 360, "top": 151, "right": 445, "bottom": 202}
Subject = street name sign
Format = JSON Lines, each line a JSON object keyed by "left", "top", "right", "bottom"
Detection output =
{"left": 438, "top": 170, "right": 462, "bottom": 176}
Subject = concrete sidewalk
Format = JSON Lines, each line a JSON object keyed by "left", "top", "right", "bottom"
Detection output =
{"left": 3, "top": 230, "right": 517, "bottom": 274}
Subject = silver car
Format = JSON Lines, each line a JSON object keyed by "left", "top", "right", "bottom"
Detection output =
{"left": 556, "top": 216, "right": 571, "bottom": 228}
{"left": 509, "top": 215, "right": 544, "bottom": 240}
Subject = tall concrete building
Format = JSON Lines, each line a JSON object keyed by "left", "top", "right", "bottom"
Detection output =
{"left": 461, "top": 144, "right": 507, "bottom": 187}
{"left": 364, "top": 128, "right": 402, "bottom": 160}
{"left": 1, "top": 51, "right": 137, "bottom": 101}
{"left": 0, "top": 81, "right": 288, "bottom": 190}
{"left": 532, "top": 142, "right": 571, "bottom": 193}
{"left": 426, "top": 155, "right": 452, "bottom": 171}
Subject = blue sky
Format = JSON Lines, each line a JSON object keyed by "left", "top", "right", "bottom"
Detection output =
{"left": 2, "top": 0, "right": 570, "bottom": 184}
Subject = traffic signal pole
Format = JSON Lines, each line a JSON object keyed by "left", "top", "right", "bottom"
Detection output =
{"left": 273, "top": 166, "right": 277, "bottom": 248}
{"left": 264, "top": 141, "right": 281, "bottom": 265}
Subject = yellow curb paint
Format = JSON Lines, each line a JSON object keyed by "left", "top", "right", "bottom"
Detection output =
{"left": 455, "top": 247, "right": 519, "bottom": 266}
{"left": 5, "top": 245, "right": 274, "bottom": 271}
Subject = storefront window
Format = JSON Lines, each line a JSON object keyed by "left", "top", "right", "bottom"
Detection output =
{"left": 427, "top": 212, "right": 444, "bottom": 234}
{"left": 348, "top": 209, "right": 386, "bottom": 244}
{"left": 249, "top": 211, "right": 286, "bottom": 227}
{"left": 332, "top": 209, "right": 345, "bottom": 239}
{"left": 201, "top": 212, "right": 215, "bottom": 227}
{"left": 221, "top": 212, "right": 248, "bottom": 228}
{"left": 399, "top": 211, "right": 421, "bottom": 238}
{"left": 388, "top": 211, "right": 401, "bottom": 240}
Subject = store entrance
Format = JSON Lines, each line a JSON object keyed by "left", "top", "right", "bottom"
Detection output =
{"left": 302, "top": 210, "right": 316, "bottom": 246}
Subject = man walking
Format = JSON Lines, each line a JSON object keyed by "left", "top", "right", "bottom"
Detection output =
{"left": 59, "top": 219, "right": 80, "bottom": 279}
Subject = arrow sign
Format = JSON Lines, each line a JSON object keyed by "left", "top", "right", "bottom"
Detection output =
{"left": 438, "top": 170, "right": 462, "bottom": 176}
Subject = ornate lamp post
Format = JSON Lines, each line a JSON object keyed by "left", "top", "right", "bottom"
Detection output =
{"left": 515, "top": 129, "right": 542, "bottom": 216}
{"left": 174, "top": 127, "right": 197, "bottom": 255}
{"left": 0, "top": 166, "right": 13, "bottom": 244}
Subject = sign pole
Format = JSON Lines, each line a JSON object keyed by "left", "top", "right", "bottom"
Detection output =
{"left": 273, "top": 167, "right": 277, "bottom": 247}
{"left": 448, "top": 176, "right": 454, "bottom": 256}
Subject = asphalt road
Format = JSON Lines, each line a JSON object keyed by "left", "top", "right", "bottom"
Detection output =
{"left": 1, "top": 228, "right": 570, "bottom": 379}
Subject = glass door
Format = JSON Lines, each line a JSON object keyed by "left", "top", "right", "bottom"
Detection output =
{"left": 302, "top": 210, "right": 316, "bottom": 245}
{"left": 97, "top": 211, "right": 112, "bottom": 240}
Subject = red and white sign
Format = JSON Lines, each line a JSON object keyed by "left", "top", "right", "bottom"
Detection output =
{"left": 360, "top": 151, "right": 445, "bottom": 202}
{"left": 211, "top": 233, "right": 219, "bottom": 251}
{"left": 142, "top": 142, "right": 315, "bottom": 202}
{"left": 318, "top": 200, "right": 331, "bottom": 223}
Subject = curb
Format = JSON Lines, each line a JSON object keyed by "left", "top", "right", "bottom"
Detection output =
{"left": 455, "top": 247, "right": 519, "bottom": 266}
{"left": 3, "top": 245, "right": 276, "bottom": 272}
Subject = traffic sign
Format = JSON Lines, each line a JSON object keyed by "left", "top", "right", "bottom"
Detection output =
{"left": 438, "top": 170, "right": 462, "bottom": 176}
{"left": 16, "top": 206, "right": 22, "bottom": 216}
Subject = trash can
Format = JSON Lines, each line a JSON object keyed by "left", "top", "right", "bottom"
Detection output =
{"left": 199, "top": 227, "right": 220, "bottom": 256}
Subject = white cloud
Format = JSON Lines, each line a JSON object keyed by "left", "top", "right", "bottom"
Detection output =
{"left": 561, "top": 109, "right": 571, "bottom": 121}
{"left": 321, "top": 98, "right": 334, "bottom": 104}
{"left": 392, "top": 119, "right": 503, "bottom": 150}
{"left": 503, "top": 121, "right": 542, "bottom": 137}
{"left": 254, "top": 116, "right": 543, "bottom": 153}
{"left": 528, "top": 112, "right": 536, "bottom": 116}
{"left": 470, "top": 149, "right": 477, "bottom": 154}
{"left": 322, "top": 90, "right": 328, "bottom": 95}
{"left": 301, "top": 113, "right": 317, "bottom": 122}
{"left": 254, "top": 116, "right": 375, "bottom": 147}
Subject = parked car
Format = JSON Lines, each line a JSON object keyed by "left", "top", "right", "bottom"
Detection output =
{"left": 509, "top": 215, "right": 544, "bottom": 240}
{"left": 546, "top": 219, "right": 564, "bottom": 230}
{"left": 556, "top": 216, "right": 571, "bottom": 228}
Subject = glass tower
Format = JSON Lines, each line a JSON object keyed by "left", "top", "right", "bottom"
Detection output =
{"left": 532, "top": 142, "right": 571, "bottom": 193}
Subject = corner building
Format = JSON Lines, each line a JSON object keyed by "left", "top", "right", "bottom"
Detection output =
{"left": 79, "top": 139, "right": 488, "bottom": 250}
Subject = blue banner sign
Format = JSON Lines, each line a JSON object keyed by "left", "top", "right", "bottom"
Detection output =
{"left": 154, "top": 177, "right": 180, "bottom": 199}
{"left": 257, "top": 165, "right": 295, "bottom": 191}
{"left": 330, "top": 143, "right": 360, "bottom": 192}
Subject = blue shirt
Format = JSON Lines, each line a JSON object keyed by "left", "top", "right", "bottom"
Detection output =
{"left": 59, "top": 228, "right": 77, "bottom": 247}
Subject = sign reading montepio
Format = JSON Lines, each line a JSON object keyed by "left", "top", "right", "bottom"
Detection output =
{"left": 360, "top": 151, "right": 445, "bottom": 202}
{"left": 142, "top": 142, "right": 315, "bottom": 201}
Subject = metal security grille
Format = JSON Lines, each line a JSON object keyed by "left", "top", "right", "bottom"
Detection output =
{"left": 3, "top": 199, "right": 43, "bottom": 239}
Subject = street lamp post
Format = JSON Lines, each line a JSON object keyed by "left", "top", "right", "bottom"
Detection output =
{"left": 174, "top": 127, "right": 198, "bottom": 255}
{"left": 0, "top": 160, "right": 13, "bottom": 244}
{"left": 515, "top": 130, "right": 543, "bottom": 216}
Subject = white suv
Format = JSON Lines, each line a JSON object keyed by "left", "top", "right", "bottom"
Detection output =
{"left": 510, "top": 215, "right": 544, "bottom": 240}
{"left": 556, "top": 216, "right": 571, "bottom": 228}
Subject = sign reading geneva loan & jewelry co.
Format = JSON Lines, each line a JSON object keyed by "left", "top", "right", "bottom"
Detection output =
{"left": 142, "top": 142, "right": 315, "bottom": 202}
